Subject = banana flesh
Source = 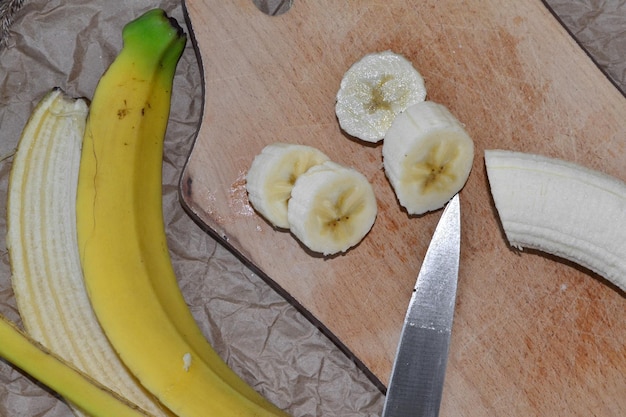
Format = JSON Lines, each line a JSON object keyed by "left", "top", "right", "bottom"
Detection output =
{"left": 288, "top": 160, "right": 378, "bottom": 256}
{"left": 245, "top": 144, "right": 378, "bottom": 255}
{"left": 246, "top": 143, "right": 330, "bottom": 228}
{"left": 75, "top": 9, "right": 289, "bottom": 417}
{"left": 248, "top": 53, "right": 473, "bottom": 254}
{"left": 485, "top": 149, "right": 626, "bottom": 293}
{"left": 6, "top": 88, "right": 170, "bottom": 417}
{"left": 382, "top": 101, "right": 474, "bottom": 215}
{"left": 335, "top": 50, "right": 427, "bottom": 143}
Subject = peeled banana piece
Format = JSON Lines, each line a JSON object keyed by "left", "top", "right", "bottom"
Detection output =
{"left": 246, "top": 143, "right": 330, "bottom": 228}
{"left": 485, "top": 149, "right": 626, "bottom": 293}
{"left": 288, "top": 161, "right": 378, "bottom": 255}
{"left": 382, "top": 101, "right": 474, "bottom": 215}
{"left": 335, "top": 50, "right": 427, "bottom": 142}
{"left": 245, "top": 143, "right": 378, "bottom": 256}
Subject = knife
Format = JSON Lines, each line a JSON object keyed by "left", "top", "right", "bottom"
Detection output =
{"left": 382, "top": 194, "right": 461, "bottom": 417}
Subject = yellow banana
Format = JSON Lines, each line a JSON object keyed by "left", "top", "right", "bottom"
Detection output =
{"left": 76, "top": 9, "right": 289, "bottom": 417}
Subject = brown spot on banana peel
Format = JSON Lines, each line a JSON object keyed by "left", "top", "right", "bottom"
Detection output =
{"left": 117, "top": 100, "right": 130, "bottom": 119}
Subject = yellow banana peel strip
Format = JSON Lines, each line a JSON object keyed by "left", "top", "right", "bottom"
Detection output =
{"left": 0, "top": 314, "right": 152, "bottom": 417}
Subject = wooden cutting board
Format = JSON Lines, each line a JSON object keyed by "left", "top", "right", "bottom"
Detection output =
{"left": 180, "top": 0, "right": 626, "bottom": 414}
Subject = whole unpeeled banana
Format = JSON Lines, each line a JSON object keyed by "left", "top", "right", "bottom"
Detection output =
{"left": 75, "top": 9, "right": 289, "bottom": 417}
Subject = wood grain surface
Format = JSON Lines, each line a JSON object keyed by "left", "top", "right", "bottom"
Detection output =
{"left": 180, "top": 0, "right": 626, "bottom": 414}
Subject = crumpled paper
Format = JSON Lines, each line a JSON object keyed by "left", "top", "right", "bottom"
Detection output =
{"left": 547, "top": 0, "right": 625, "bottom": 93}
{"left": 0, "top": 1, "right": 623, "bottom": 416}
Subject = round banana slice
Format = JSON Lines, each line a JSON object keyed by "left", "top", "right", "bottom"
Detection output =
{"left": 382, "top": 101, "right": 474, "bottom": 215}
{"left": 246, "top": 143, "right": 330, "bottom": 228}
{"left": 335, "top": 50, "right": 427, "bottom": 143}
{"left": 287, "top": 161, "right": 378, "bottom": 256}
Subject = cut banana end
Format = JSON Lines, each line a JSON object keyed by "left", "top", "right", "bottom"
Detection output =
{"left": 382, "top": 101, "right": 474, "bottom": 215}
{"left": 485, "top": 149, "right": 626, "bottom": 293}
{"left": 287, "top": 161, "right": 378, "bottom": 256}
{"left": 246, "top": 143, "right": 330, "bottom": 228}
{"left": 335, "top": 50, "right": 427, "bottom": 143}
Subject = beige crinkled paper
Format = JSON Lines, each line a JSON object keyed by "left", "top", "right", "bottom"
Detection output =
{"left": 0, "top": 0, "right": 623, "bottom": 416}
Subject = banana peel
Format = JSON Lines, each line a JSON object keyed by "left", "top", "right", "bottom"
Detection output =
{"left": 0, "top": 315, "right": 152, "bottom": 417}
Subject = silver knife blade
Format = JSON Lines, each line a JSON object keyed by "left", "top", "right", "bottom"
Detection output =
{"left": 382, "top": 194, "right": 461, "bottom": 417}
